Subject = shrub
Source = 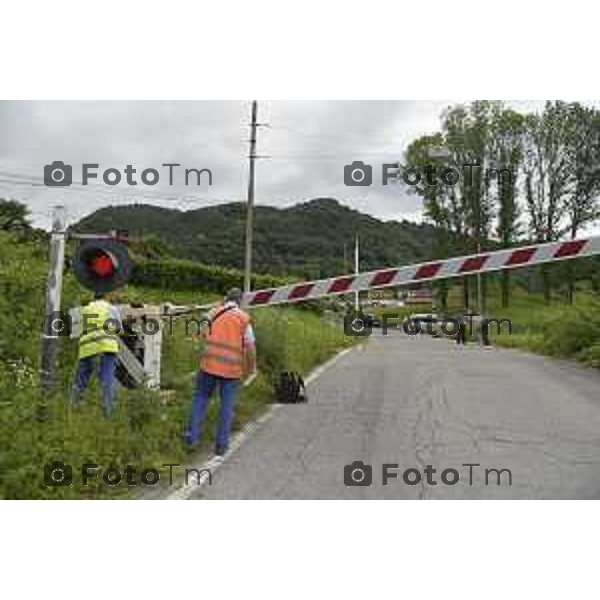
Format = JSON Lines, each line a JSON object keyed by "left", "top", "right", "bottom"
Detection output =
{"left": 130, "top": 259, "right": 292, "bottom": 294}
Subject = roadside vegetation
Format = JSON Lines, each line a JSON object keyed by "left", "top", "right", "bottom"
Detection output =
{"left": 0, "top": 228, "right": 354, "bottom": 499}
{"left": 367, "top": 280, "right": 600, "bottom": 368}
{"left": 483, "top": 286, "right": 600, "bottom": 367}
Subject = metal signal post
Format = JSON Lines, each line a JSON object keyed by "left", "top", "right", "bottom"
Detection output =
{"left": 41, "top": 206, "right": 67, "bottom": 390}
{"left": 40, "top": 207, "right": 132, "bottom": 389}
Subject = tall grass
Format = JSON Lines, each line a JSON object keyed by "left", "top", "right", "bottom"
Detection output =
{"left": 0, "top": 230, "right": 355, "bottom": 498}
{"left": 484, "top": 291, "right": 600, "bottom": 366}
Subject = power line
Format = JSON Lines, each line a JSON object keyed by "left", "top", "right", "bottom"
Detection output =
{"left": 0, "top": 175, "right": 213, "bottom": 206}
{"left": 0, "top": 166, "right": 218, "bottom": 204}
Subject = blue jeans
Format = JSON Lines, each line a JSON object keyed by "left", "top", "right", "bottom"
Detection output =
{"left": 73, "top": 353, "right": 117, "bottom": 418}
{"left": 187, "top": 371, "right": 239, "bottom": 452}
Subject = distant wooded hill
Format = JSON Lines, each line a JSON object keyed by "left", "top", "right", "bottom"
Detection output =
{"left": 74, "top": 197, "right": 447, "bottom": 278}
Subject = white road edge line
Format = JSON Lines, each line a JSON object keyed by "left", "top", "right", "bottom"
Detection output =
{"left": 166, "top": 344, "right": 356, "bottom": 500}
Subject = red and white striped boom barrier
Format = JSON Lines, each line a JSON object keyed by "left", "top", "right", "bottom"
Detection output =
{"left": 242, "top": 236, "right": 600, "bottom": 308}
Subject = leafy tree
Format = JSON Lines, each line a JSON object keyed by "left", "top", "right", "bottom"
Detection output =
{"left": 0, "top": 198, "right": 30, "bottom": 231}
{"left": 444, "top": 101, "right": 504, "bottom": 311}
{"left": 563, "top": 103, "right": 600, "bottom": 301}
{"left": 402, "top": 101, "right": 600, "bottom": 309}
{"left": 522, "top": 103, "right": 574, "bottom": 300}
{"left": 489, "top": 108, "right": 525, "bottom": 307}
{"left": 404, "top": 132, "right": 460, "bottom": 310}
{"left": 522, "top": 102, "right": 600, "bottom": 301}
{"left": 405, "top": 102, "right": 504, "bottom": 310}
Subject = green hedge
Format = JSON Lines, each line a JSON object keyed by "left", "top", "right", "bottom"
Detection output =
{"left": 130, "top": 259, "right": 292, "bottom": 294}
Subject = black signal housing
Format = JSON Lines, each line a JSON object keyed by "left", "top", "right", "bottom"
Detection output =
{"left": 73, "top": 239, "right": 131, "bottom": 292}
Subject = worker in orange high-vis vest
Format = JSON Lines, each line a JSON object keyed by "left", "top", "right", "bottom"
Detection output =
{"left": 187, "top": 287, "right": 257, "bottom": 456}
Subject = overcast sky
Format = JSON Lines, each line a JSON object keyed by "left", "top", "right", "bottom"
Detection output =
{"left": 0, "top": 100, "right": 584, "bottom": 230}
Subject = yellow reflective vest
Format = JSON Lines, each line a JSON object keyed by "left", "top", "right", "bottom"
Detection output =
{"left": 78, "top": 300, "right": 120, "bottom": 359}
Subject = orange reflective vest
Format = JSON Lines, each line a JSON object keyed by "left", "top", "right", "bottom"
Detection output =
{"left": 199, "top": 305, "right": 251, "bottom": 379}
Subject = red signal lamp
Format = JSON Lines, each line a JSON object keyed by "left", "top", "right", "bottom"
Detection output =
{"left": 89, "top": 252, "right": 115, "bottom": 278}
{"left": 74, "top": 239, "right": 131, "bottom": 292}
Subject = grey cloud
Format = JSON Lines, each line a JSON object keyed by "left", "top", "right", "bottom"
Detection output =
{"left": 0, "top": 100, "right": 559, "bottom": 229}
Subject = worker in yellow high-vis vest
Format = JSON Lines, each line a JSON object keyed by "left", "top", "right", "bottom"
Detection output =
{"left": 72, "top": 292, "right": 121, "bottom": 418}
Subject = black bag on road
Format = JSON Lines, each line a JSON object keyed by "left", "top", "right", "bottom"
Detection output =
{"left": 274, "top": 371, "right": 307, "bottom": 404}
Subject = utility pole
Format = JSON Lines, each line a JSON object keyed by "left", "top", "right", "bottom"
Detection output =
{"left": 243, "top": 100, "right": 258, "bottom": 294}
{"left": 41, "top": 205, "right": 67, "bottom": 390}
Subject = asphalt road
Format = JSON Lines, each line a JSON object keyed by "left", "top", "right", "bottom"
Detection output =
{"left": 190, "top": 333, "right": 600, "bottom": 499}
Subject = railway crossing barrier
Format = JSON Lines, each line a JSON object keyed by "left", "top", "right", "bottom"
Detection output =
{"left": 241, "top": 236, "right": 600, "bottom": 307}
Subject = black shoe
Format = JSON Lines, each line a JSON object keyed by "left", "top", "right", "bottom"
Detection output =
{"left": 215, "top": 446, "right": 228, "bottom": 457}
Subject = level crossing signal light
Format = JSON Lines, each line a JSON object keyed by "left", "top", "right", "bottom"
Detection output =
{"left": 73, "top": 239, "right": 131, "bottom": 292}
